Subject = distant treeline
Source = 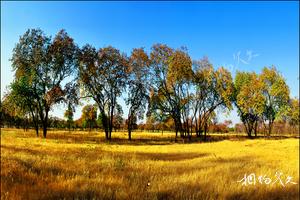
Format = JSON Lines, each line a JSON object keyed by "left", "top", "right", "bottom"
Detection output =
{"left": 1, "top": 28, "right": 299, "bottom": 140}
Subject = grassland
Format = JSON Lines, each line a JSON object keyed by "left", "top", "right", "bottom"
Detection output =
{"left": 1, "top": 128, "right": 299, "bottom": 200}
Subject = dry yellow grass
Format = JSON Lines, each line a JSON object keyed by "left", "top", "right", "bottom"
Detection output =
{"left": 1, "top": 128, "right": 299, "bottom": 200}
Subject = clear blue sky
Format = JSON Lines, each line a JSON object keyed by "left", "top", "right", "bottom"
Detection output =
{"left": 1, "top": 1, "right": 299, "bottom": 124}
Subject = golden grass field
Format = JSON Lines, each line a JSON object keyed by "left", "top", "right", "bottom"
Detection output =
{"left": 1, "top": 128, "right": 299, "bottom": 200}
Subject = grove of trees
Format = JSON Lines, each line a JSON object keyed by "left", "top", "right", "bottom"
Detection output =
{"left": 1, "top": 28, "right": 298, "bottom": 140}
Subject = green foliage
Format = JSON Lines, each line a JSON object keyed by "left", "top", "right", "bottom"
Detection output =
{"left": 287, "top": 98, "right": 300, "bottom": 127}
{"left": 234, "top": 71, "right": 264, "bottom": 137}
{"left": 81, "top": 104, "right": 97, "bottom": 130}
{"left": 259, "top": 67, "right": 290, "bottom": 135}
{"left": 10, "top": 28, "right": 79, "bottom": 137}
{"left": 64, "top": 103, "right": 74, "bottom": 131}
{"left": 234, "top": 67, "right": 290, "bottom": 136}
{"left": 236, "top": 72, "right": 265, "bottom": 115}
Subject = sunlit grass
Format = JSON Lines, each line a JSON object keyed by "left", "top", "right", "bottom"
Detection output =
{"left": 1, "top": 128, "right": 299, "bottom": 200}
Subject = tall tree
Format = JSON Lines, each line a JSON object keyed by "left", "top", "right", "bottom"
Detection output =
{"left": 233, "top": 71, "right": 265, "bottom": 137}
{"left": 259, "top": 67, "right": 290, "bottom": 136}
{"left": 126, "top": 48, "right": 150, "bottom": 140}
{"left": 78, "top": 45, "right": 128, "bottom": 140}
{"left": 10, "top": 29, "right": 79, "bottom": 138}
{"left": 149, "top": 44, "right": 193, "bottom": 139}
{"left": 193, "top": 58, "right": 234, "bottom": 140}
{"left": 167, "top": 48, "right": 193, "bottom": 138}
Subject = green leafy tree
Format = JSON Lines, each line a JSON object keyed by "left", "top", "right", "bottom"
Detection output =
{"left": 259, "top": 67, "right": 290, "bottom": 136}
{"left": 233, "top": 71, "right": 265, "bottom": 137}
{"left": 10, "top": 28, "right": 79, "bottom": 138}
{"left": 81, "top": 104, "right": 97, "bottom": 131}
{"left": 64, "top": 103, "right": 74, "bottom": 132}
{"left": 288, "top": 98, "right": 299, "bottom": 128}
{"left": 285, "top": 98, "right": 299, "bottom": 132}
{"left": 7, "top": 77, "right": 40, "bottom": 134}
{"left": 151, "top": 109, "right": 168, "bottom": 135}
{"left": 1, "top": 91, "right": 30, "bottom": 130}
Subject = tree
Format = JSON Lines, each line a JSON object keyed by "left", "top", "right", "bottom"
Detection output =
{"left": 78, "top": 45, "right": 128, "bottom": 140}
{"left": 145, "top": 115, "right": 157, "bottom": 132}
{"left": 81, "top": 104, "right": 97, "bottom": 131}
{"left": 259, "top": 67, "right": 290, "bottom": 136}
{"left": 280, "top": 98, "right": 300, "bottom": 134}
{"left": 167, "top": 49, "right": 193, "bottom": 138}
{"left": 113, "top": 103, "right": 124, "bottom": 132}
{"left": 1, "top": 91, "right": 30, "bottom": 130}
{"left": 149, "top": 44, "right": 193, "bottom": 139}
{"left": 233, "top": 71, "right": 265, "bottom": 137}
{"left": 64, "top": 103, "right": 74, "bottom": 132}
{"left": 287, "top": 98, "right": 299, "bottom": 129}
{"left": 10, "top": 28, "right": 79, "bottom": 138}
{"left": 193, "top": 58, "right": 234, "bottom": 140}
{"left": 5, "top": 78, "right": 40, "bottom": 134}
{"left": 126, "top": 48, "right": 150, "bottom": 140}
{"left": 151, "top": 109, "right": 168, "bottom": 135}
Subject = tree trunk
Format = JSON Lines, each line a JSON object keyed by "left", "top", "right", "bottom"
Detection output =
{"left": 42, "top": 110, "right": 49, "bottom": 138}
{"left": 197, "top": 119, "right": 203, "bottom": 137}
{"left": 128, "top": 116, "right": 132, "bottom": 140}
{"left": 105, "top": 130, "right": 109, "bottom": 140}
{"left": 268, "top": 120, "right": 273, "bottom": 136}
{"left": 254, "top": 121, "right": 257, "bottom": 137}
{"left": 128, "top": 129, "right": 132, "bottom": 140}
{"left": 195, "top": 118, "right": 198, "bottom": 137}
{"left": 204, "top": 123, "right": 207, "bottom": 141}
{"left": 30, "top": 108, "right": 39, "bottom": 137}
{"left": 246, "top": 124, "right": 252, "bottom": 138}
{"left": 174, "top": 116, "right": 179, "bottom": 139}
{"left": 109, "top": 105, "right": 114, "bottom": 140}
{"left": 101, "top": 112, "right": 109, "bottom": 140}
{"left": 35, "top": 125, "right": 39, "bottom": 137}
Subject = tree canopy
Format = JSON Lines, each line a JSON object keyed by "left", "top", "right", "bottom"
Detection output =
{"left": 9, "top": 29, "right": 79, "bottom": 137}
{"left": 3, "top": 28, "right": 296, "bottom": 140}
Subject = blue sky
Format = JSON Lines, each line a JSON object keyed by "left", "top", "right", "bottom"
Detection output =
{"left": 1, "top": 1, "right": 299, "bottom": 123}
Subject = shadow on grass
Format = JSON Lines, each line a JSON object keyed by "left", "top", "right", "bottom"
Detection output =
{"left": 5, "top": 128, "right": 299, "bottom": 146}
{"left": 1, "top": 145, "right": 42, "bottom": 155}
{"left": 134, "top": 152, "right": 210, "bottom": 161}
